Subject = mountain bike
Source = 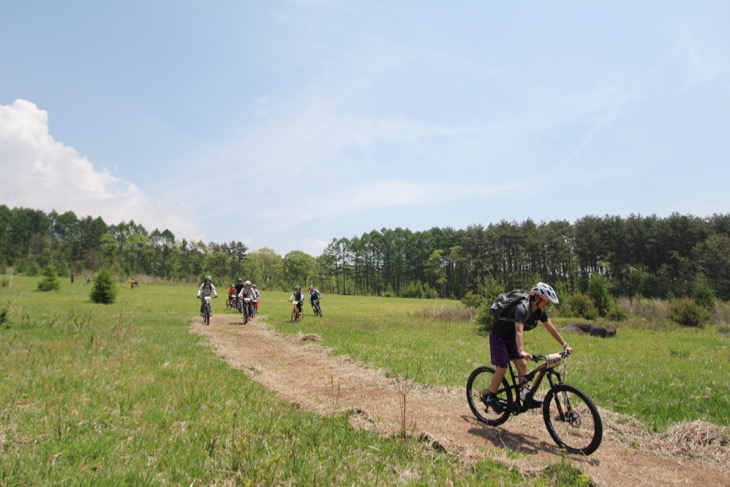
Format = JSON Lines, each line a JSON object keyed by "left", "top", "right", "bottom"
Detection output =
{"left": 311, "top": 298, "right": 323, "bottom": 317}
{"left": 291, "top": 300, "right": 302, "bottom": 322}
{"left": 200, "top": 296, "right": 213, "bottom": 326}
{"left": 466, "top": 351, "right": 603, "bottom": 455}
{"left": 242, "top": 297, "right": 254, "bottom": 325}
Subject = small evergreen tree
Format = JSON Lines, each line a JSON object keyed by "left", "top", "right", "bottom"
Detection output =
{"left": 587, "top": 273, "right": 612, "bottom": 317}
{"left": 37, "top": 263, "right": 61, "bottom": 291}
{"left": 475, "top": 298, "right": 494, "bottom": 335}
{"left": 691, "top": 275, "right": 717, "bottom": 312}
{"left": 90, "top": 269, "right": 118, "bottom": 304}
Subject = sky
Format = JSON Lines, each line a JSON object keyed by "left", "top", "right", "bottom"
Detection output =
{"left": 1, "top": 1, "right": 729, "bottom": 257}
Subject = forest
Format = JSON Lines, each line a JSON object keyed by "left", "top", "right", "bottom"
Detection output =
{"left": 2, "top": 204, "right": 730, "bottom": 301}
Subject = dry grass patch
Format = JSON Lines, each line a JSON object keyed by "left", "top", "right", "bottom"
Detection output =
{"left": 601, "top": 409, "right": 730, "bottom": 468}
{"left": 649, "top": 420, "right": 730, "bottom": 465}
{"left": 410, "top": 305, "right": 477, "bottom": 322}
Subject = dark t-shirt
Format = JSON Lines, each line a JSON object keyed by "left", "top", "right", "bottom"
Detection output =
{"left": 492, "top": 300, "right": 548, "bottom": 341}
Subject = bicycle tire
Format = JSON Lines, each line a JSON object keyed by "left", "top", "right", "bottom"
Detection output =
{"left": 542, "top": 383, "right": 603, "bottom": 455}
{"left": 243, "top": 303, "right": 250, "bottom": 325}
{"left": 204, "top": 303, "right": 211, "bottom": 326}
{"left": 466, "top": 366, "right": 513, "bottom": 426}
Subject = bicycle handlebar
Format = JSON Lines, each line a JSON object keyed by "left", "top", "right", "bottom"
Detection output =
{"left": 531, "top": 350, "right": 570, "bottom": 362}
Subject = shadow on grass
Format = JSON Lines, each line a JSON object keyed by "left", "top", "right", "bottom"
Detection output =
{"left": 461, "top": 415, "right": 600, "bottom": 467}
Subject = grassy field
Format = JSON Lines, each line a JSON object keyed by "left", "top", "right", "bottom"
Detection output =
{"left": 1, "top": 275, "right": 728, "bottom": 485}
{"left": 0, "top": 276, "right": 590, "bottom": 486}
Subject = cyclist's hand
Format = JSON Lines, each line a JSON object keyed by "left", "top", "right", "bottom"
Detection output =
{"left": 520, "top": 351, "right": 532, "bottom": 360}
{"left": 564, "top": 346, "right": 573, "bottom": 356}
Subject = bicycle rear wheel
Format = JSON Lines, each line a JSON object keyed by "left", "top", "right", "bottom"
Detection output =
{"left": 542, "top": 383, "right": 603, "bottom": 455}
{"left": 466, "top": 366, "right": 512, "bottom": 426}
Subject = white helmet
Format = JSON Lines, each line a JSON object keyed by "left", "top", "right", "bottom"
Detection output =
{"left": 244, "top": 280, "right": 251, "bottom": 286}
{"left": 531, "top": 282, "right": 559, "bottom": 304}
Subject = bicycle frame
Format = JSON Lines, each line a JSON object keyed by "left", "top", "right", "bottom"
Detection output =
{"left": 505, "top": 353, "right": 565, "bottom": 413}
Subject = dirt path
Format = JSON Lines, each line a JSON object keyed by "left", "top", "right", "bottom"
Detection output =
{"left": 192, "top": 315, "right": 728, "bottom": 486}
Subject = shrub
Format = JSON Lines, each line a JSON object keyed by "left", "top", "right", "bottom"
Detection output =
{"left": 668, "top": 297, "right": 711, "bottom": 328}
{"left": 563, "top": 292, "right": 598, "bottom": 320}
{"left": 606, "top": 306, "right": 627, "bottom": 321}
{"left": 400, "top": 282, "right": 437, "bottom": 299}
{"left": 587, "top": 273, "right": 612, "bottom": 317}
{"left": 691, "top": 276, "right": 717, "bottom": 312}
{"left": 474, "top": 299, "right": 494, "bottom": 334}
{"left": 37, "top": 263, "right": 61, "bottom": 292}
{"left": 461, "top": 292, "right": 484, "bottom": 309}
{"left": 0, "top": 303, "right": 9, "bottom": 329}
{"left": 90, "top": 269, "right": 118, "bottom": 304}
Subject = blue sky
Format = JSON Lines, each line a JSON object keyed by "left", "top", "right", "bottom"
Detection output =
{"left": 2, "top": 1, "right": 729, "bottom": 256}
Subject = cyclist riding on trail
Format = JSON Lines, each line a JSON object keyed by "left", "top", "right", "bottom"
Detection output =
{"left": 197, "top": 276, "right": 218, "bottom": 316}
{"left": 290, "top": 285, "right": 304, "bottom": 320}
{"left": 308, "top": 285, "right": 322, "bottom": 315}
{"left": 484, "top": 282, "right": 572, "bottom": 413}
{"left": 237, "top": 280, "right": 256, "bottom": 321}
{"left": 252, "top": 284, "right": 260, "bottom": 312}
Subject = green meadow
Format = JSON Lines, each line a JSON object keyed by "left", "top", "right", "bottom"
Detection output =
{"left": 1, "top": 276, "right": 728, "bottom": 485}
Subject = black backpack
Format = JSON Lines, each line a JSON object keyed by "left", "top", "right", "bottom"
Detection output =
{"left": 490, "top": 290, "right": 529, "bottom": 323}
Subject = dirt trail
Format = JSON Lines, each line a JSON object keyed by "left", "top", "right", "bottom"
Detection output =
{"left": 192, "top": 315, "right": 728, "bottom": 487}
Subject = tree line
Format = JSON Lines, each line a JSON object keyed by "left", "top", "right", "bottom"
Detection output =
{"left": 2, "top": 204, "right": 730, "bottom": 300}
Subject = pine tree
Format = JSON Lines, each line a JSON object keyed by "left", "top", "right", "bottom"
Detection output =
{"left": 37, "top": 263, "right": 61, "bottom": 291}
{"left": 90, "top": 268, "right": 118, "bottom": 304}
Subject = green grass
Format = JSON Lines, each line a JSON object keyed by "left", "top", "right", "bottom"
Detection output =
{"left": 1, "top": 276, "right": 591, "bottom": 486}
{"left": 272, "top": 292, "right": 730, "bottom": 431}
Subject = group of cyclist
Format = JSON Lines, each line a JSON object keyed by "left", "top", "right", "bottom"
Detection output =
{"left": 289, "top": 285, "right": 322, "bottom": 320}
{"left": 197, "top": 277, "right": 324, "bottom": 321}
{"left": 196, "top": 276, "right": 261, "bottom": 318}
{"left": 229, "top": 278, "right": 260, "bottom": 312}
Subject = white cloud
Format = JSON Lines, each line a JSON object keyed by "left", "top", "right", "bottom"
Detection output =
{"left": 0, "top": 99, "right": 199, "bottom": 239}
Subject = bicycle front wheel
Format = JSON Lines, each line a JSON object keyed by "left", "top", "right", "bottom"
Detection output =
{"left": 466, "top": 366, "right": 512, "bottom": 426}
{"left": 543, "top": 383, "right": 603, "bottom": 455}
